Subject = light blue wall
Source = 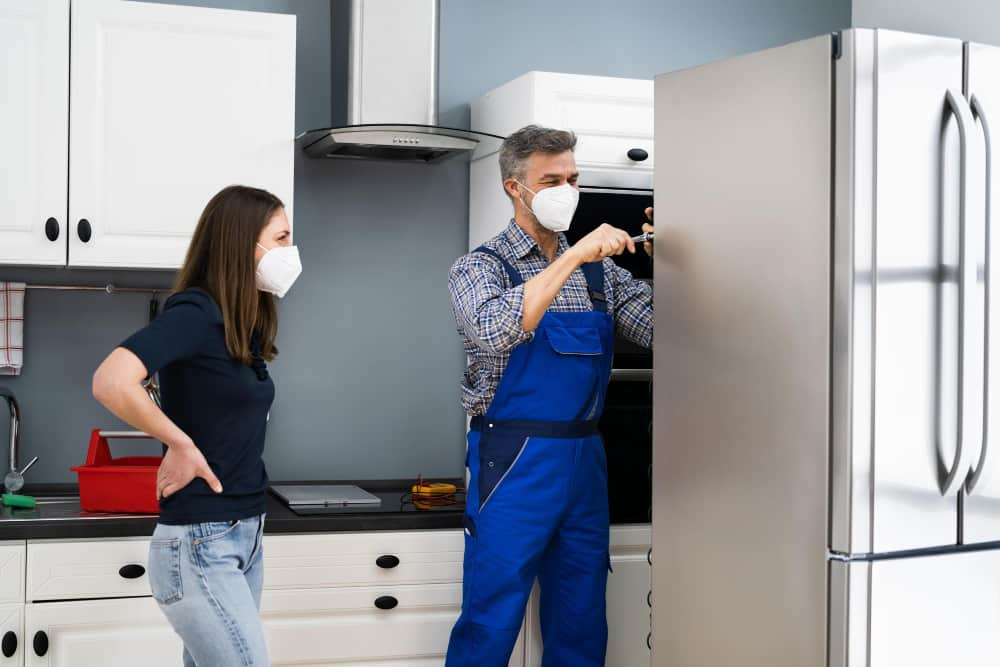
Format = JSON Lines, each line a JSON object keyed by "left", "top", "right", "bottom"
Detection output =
{"left": 438, "top": 0, "right": 851, "bottom": 128}
{"left": 0, "top": 0, "right": 850, "bottom": 483}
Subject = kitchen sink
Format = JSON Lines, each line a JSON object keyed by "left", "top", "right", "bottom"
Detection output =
{"left": 0, "top": 493, "right": 152, "bottom": 521}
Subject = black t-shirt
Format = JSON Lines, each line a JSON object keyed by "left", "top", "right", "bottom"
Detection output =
{"left": 121, "top": 288, "right": 275, "bottom": 525}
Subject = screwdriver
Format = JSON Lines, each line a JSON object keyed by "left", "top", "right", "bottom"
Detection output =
{"left": 631, "top": 232, "right": 654, "bottom": 244}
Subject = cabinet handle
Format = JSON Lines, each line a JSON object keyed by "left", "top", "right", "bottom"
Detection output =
{"left": 1, "top": 631, "right": 16, "bottom": 658}
{"left": 119, "top": 563, "right": 146, "bottom": 579}
{"left": 647, "top": 632, "right": 652, "bottom": 651}
{"left": 44, "top": 217, "right": 60, "bottom": 242}
{"left": 32, "top": 631, "right": 47, "bottom": 657}
{"left": 375, "top": 555, "right": 400, "bottom": 569}
{"left": 647, "top": 590, "right": 652, "bottom": 608}
{"left": 627, "top": 148, "right": 649, "bottom": 162}
{"left": 374, "top": 595, "right": 398, "bottom": 610}
{"left": 77, "top": 219, "right": 92, "bottom": 243}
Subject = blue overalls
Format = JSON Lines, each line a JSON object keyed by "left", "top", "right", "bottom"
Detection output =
{"left": 446, "top": 247, "right": 614, "bottom": 667}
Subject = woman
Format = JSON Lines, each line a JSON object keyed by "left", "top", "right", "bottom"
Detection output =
{"left": 93, "top": 185, "right": 301, "bottom": 666}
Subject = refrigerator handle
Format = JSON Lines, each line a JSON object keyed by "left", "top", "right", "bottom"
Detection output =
{"left": 967, "top": 93, "right": 992, "bottom": 495}
{"left": 941, "top": 89, "right": 980, "bottom": 496}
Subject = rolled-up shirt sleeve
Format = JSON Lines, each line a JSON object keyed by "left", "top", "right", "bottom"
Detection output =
{"left": 605, "top": 259, "right": 654, "bottom": 349}
{"left": 449, "top": 252, "right": 534, "bottom": 354}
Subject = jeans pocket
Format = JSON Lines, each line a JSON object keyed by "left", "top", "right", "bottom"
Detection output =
{"left": 148, "top": 538, "right": 183, "bottom": 605}
{"left": 478, "top": 432, "right": 529, "bottom": 510}
{"left": 193, "top": 520, "right": 241, "bottom": 545}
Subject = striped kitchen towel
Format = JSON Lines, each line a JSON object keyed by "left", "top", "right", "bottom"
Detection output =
{"left": 0, "top": 282, "right": 25, "bottom": 376}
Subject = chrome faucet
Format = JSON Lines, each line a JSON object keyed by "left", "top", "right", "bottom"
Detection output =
{"left": 0, "top": 387, "right": 35, "bottom": 493}
{"left": 0, "top": 387, "right": 19, "bottom": 475}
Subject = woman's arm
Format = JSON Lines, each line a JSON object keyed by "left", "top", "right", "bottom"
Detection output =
{"left": 93, "top": 347, "right": 222, "bottom": 498}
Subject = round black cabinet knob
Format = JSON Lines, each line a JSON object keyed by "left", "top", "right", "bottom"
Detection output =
{"left": 375, "top": 555, "right": 400, "bottom": 569}
{"left": 33, "top": 631, "right": 48, "bottom": 657}
{"left": 1, "top": 631, "right": 16, "bottom": 658}
{"left": 44, "top": 217, "right": 60, "bottom": 242}
{"left": 77, "top": 219, "right": 92, "bottom": 243}
{"left": 627, "top": 148, "right": 649, "bottom": 162}
{"left": 119, "top": 564, "right": 146, "bottom": 579}
{"left": 374, "top": 595, "right": 398, "bottom": 610}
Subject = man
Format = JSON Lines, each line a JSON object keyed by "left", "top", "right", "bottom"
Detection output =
{"left": 446, "top": 124, "right": 654, "bottom": 666}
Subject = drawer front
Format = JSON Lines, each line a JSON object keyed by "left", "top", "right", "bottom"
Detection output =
{"left": 263, "top": 529, "right": 464, "bottom": 590}
{"left": 0, "top": 542, "right": 25, "bottom": 604}
{"left": 27, "top": 538, "right": 151, "bottom": 602}
{"left": 262, "top": 583, "right": 461, "bottom": 664}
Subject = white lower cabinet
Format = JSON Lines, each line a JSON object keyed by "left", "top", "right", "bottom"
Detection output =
{"left": 525, "top": 525, "right": 651, "bottom": 667}
{"left": 13, "top": 526, "right": 649, "bottom": 665}
{"left": 24, "top": 597, "right": 179, "bottom": 667}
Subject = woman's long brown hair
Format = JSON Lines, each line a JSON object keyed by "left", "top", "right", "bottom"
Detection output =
{"left": 174, "top": 185, "right": 284, "bottom": 364}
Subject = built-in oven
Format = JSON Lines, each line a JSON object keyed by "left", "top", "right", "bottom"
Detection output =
{"left": 567, "top": 186, "right": 653, "bottom": 525}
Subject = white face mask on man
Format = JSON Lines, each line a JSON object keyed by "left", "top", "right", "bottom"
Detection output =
{"left": 255, "top": 243, "right": 302, "bottom": 298}
{"left": 516, "top": 180, "right": 580, "bottom": 233}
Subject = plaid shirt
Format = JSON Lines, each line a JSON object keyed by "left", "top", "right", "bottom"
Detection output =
{"left": 449, "top": 219, "right": 654, "bottom": 416}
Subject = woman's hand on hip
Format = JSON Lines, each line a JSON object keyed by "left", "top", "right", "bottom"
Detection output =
{"left": 157, "top": 441, "right": 223, "bottom": 499}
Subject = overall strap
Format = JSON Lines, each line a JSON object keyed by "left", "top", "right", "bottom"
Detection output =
{"left": 474, "top": 246, "right": 524, "bottom": 287}
{"left": 581, "top": 261, "right": 608, "bottom": 313}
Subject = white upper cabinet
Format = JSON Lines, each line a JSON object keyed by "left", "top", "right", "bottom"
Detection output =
{"left": 0, "top": 0, "right": 69, "bottom": 266}
{"left": 68, "top": 0, "right": 296, "bottom": 269}
{"left": 0, "top": 0, "right": 295, "bottom": 269}
{"left": 469, "top": 72, "right": 653, "bottom": 250}
{"left": 471, "top": 71, "right": 654, "bottom": 187}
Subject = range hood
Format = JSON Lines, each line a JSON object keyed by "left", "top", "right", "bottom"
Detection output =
{"left": 298, "top": 0, "right": 502, "bottom": 163}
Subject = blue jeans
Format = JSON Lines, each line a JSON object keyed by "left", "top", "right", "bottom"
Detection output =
{"left": 148, "top": 515, "right": 267, "bottom": 666}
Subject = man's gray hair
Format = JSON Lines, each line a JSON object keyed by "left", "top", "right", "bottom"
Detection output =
{"left": 499, "top": 125, "right": 577, "bottom": 187}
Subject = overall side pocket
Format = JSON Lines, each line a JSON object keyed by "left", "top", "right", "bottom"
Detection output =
{"left": 478, "top": 432, "right": 530, "bottom": 511}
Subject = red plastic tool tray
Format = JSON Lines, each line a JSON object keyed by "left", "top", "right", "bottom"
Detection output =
{"left": 71, "top": 429, "right": 162, "bottom": 514}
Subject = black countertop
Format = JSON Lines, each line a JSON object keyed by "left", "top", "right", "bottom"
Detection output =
{"left": 0, "top": 480, "right": 465, "bottom": 540}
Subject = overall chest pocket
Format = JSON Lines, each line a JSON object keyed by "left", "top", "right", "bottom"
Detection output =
{"left": 544, "top": 326, "right": 604, "bottom": 356}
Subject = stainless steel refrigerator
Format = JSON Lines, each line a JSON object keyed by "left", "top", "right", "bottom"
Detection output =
{"left": 652, "top": 29, "right": 1000, "bottom": 666}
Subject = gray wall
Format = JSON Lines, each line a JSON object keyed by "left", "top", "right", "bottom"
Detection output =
{"left": 852, "top": 0, "right": 1000, "bottom": 45}
{"left": 0, "top": 0, "right": 850, "bottom": 484}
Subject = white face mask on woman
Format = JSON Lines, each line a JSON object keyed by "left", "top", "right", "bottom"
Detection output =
{"left": 255, "top": 243, "right": 302, "bottom": 298}
{"left": 516, "top": 180, "right": 580, "bottom": 233}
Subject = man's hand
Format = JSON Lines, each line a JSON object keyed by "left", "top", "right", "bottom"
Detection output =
{"left": 642, "top": 207, "right": 654, "bottom": 255}
{"left": 157, "top": 440, "right": 223, "bottom": 499}
{"left": 569, "top": 223, "right": 635, "bottom": 265}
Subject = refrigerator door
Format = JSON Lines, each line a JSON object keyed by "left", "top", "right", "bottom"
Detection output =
{"left": 652, "top": 35, "right": 832, "bottom": 667}
{"left": 833, "top": 30, "right": 975, "bottom": 555}
{"left": 963, "top": 42, "right": 1000, "bottom": 544}
{"left": 829, "top": 551, "right": 1000, "bottom": 667}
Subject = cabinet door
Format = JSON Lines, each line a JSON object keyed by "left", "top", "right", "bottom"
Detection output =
{"left": 0, "top": 543, "right": 25, "bottom": 605}
{"left": 0, "top": 0, "right": 68, "bottom": 266}
{"left": 532, "top": 73, "right": 654, "bottom": 187}
{"left": 25, "top": 597, "right": 179, "bottom": 667}
{"left": 0, "top": 604, "right": 23, "bottom": 667}
{"left": 606, "top": 526, "right": 651, "bottom": 667}
{"left": 68, "top": 0, "right": 295, "bottom": 269}
{"left": 524, "top": 525, "right": 651, "bottom": 667}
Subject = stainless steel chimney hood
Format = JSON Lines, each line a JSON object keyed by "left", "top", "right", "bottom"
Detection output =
{"left": 297, "top": 0, "right": 502, "bottom": 163}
